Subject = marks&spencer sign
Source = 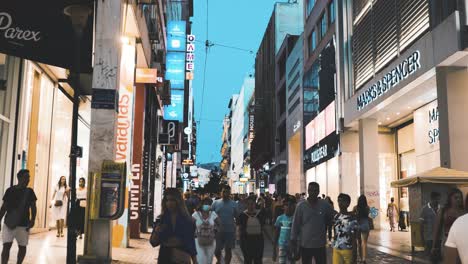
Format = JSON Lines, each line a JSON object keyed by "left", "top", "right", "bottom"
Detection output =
{"left": 357, "top": 51, "right": 421, "bottom": 111}
{"left": 0, "top": 1, "right": 94, "bottom": 73}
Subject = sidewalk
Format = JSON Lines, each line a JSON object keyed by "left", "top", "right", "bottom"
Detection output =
{"left": 1, "top": 229, "right": 159, "bottom": 264}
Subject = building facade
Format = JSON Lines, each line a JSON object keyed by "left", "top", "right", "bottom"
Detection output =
{"left": 337, "top": 0, "right": 468, "bottom": 230}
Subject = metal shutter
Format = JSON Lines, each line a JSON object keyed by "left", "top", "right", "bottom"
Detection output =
{"left": 373, "top": 0, "right": 398, "bottom": 72}
{"left": 399, "top": 0, "right": 429, "bottom": 52}
{"left": 353, "top": 0, "right": 371, "bottom": 19}
{"left": 353, "top": 9, "right": 373, "bottom": 90}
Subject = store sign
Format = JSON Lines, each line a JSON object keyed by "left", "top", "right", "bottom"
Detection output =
{"left": 305, "top": 101, "right": 336, "bottom": 149}
{"left": 0, "top": 2, "right": 93, "bottom": 73}
{"left": 428, "top": 107, "right": 439, "bottom": 145}
{"left": 163, "top": 89, "right": 184, "bottom": 121}
{"left": 293, "top": 120, "right": 301, "bottom": 133}
{"left": 135, "top": 68, "right": 157, "bottom": 84}
{"left": 304, "top": 133, "right": 339, "bottom": 169}
{"left": 249, "top": 114, "right": 255, "bottom": 143}
{"left": 357, "top": 51, "right": 421, "bottom": 111}
{"left": 166, "top": 52, "right": 185, "bottom": 89}
{"left": 167, "top": 21, "right": 186, "bottom": 52}
{"left": 186, "top": 34, "right": 195, "bottom": 75}
{"left": 130, "top": 164, "right": 141, "bottom": 221}
{"left": 159, "top": 120, "right": 179, "bottom": 145}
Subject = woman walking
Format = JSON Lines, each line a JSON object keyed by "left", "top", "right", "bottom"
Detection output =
{"left": 354, "top": 195, "right": 371, "bottom": 264}
{"left": 76, "top": 177, "right": 87, "bottom": 239}
{"left": 238, "top": 195, "right": 266, "bottom": 264}
{"left": 386, "top": 197, "right": 398, "bottom": 232}
{"left": 51, "top": 176, "right": 69, "bottom": 237}
{"left": 193, "top": 198, "right": 219, "bottom": 264}
{"left": 432, "top": 188, "right": 465, "bottom": 260}
{"left": 153, "top": 188, "right": 197, "bottom": 264}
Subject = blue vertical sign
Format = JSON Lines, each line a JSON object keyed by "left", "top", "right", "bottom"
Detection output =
{"left": 164, "top": 90, "right": 184, "bottom": 122}
{"left": 166, "top": 52, "right": 186, "bottom": 89}
{"left": 167, "top": 21, "right": 186, "bottom": 52}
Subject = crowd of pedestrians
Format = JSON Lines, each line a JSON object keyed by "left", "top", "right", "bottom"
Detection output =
{"left": 150, "top": 182, "right": 468, "bottom": 264}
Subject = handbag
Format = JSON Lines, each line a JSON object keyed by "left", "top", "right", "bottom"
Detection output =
{"left": 149, "top": 227, "right": 160, "bottom": 247}
{"left": 171, "top": 247, "right": 191, "bottom": 264}
{"left": 54, "top": 200, "right": 63, "bottom": 207}
{"left": 79, "top": 200, "right": 87, "bottom": 207}
{"left": 368, "top": 217, "right": 375, "bottom": 230}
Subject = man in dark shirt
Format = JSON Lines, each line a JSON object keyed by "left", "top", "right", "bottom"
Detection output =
{"left": 291, "top": 182, "right": 334, "bottom": 264}
{"left": 0, "top": 169, "right": 37, "bottom": 264}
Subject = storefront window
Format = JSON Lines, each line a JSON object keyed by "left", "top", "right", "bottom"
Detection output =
{"left": 0, "top": 54, "right": 11, "bottom": 117}
{"left": 50, "top": 89, "right": 73, "bottom": 196}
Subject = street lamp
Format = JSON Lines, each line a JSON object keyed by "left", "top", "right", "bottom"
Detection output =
{"left": 64, "top": 4, "right": 91, "bottom": 264}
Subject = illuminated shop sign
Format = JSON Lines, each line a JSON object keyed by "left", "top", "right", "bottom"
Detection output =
{"left": 167, "top": 21, "right": 186, "bottom": 52}
{"left": 166, "top": 52, "right": 185, "bottom": 89}
{"left": 163, "top": 89, "right": 184, "bottom": 121}
{"left": 304, "top": 133, "right": 339, "bottom": 169}
{"left": 305, "top": 101, "right": 336, "bottom": 149}
{"left": 357, "top": 51, "right": 421, "bottom": 111}
{"left": 186, "top": 34, "right": 195, "bottom": 79}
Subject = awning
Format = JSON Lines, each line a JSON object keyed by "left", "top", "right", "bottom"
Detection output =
{"left": 391, "top": 167, "right": 468, "bottom": 188}
{"left": 0, "top": 0, "right": 94, "bottom": 73}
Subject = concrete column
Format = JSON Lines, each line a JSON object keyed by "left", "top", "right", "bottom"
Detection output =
{"left": 80, "top": 0, "right": 123, "bottom": 263}
{"left": 436, "top": 66, "right": 468, "bottom": 171}
{"left": 358, "top": 118, "right": 381, "bottom": 229}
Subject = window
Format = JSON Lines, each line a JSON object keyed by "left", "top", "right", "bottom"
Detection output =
{"left": 307, "top": 0, "right": 315, "bottom": 17}
{"left": 309, "top": 30, "right": 317, "bottom": 55}
{"left": 328, "top": 1, "right": 336, "bottom": 24}
{"left": 320, "top": 13, "right": 328, "bottom": 38}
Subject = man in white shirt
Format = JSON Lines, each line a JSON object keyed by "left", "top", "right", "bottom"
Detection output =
{"left": 444, "top": 212, "right": 468, "bottom": 264}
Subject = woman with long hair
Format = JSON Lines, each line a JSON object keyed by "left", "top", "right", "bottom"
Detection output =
{"left": 192, "top": 197, "right": 219, "bottom": 264}
{"left": 354, "top": 195, "right": 371, "bottom": 264}
{"left": 432, "top": 188, "right": 465, "bottom": 259}
{"left": 154, "top": 188, "right": 197, "bottom": 264}
{"left": 386, "top": 197, "right": 399, "bottom": 232}
{"left": 51, "top": 176, "right": 69, "bottom": 237}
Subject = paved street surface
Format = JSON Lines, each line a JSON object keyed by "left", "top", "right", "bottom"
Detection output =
{"left": 0, "top": 227, "right": 425, "bottom": 263}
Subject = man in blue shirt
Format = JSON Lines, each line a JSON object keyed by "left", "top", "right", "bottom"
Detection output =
{"left": 273, "top": 195, "right": 296, "bottom": 264}
{"left": 212, "top": 186, "right": 239, "bottom": 264}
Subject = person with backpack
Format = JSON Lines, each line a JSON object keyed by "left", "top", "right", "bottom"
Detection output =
{"left": 237, "top": 195, "right": 266, "bottom": 264}
{"left": 0, "top": 169, "right": 37, "bottom": 264}
{"left": 193, "top": 198, "right": 219, "bottom": 264}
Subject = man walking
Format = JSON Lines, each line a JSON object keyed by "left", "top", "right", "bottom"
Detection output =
{"left": 0, "top": 169, "right": 37, "bottom": 264}
{"left": 420, "top": 191, "right": 441, "bottom": 261}
{"left": 291, "top": 182, "right": 334, "bottom": 264}
{"left": 212, "top": 186, "right": 239, "bottom": 264}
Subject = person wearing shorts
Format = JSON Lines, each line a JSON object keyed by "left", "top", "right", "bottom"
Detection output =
{"left": 0, "top": 169, "right": 37, "bottom": 264}
{"left": 212, "top": 186, "right": 239, "bottom": 264}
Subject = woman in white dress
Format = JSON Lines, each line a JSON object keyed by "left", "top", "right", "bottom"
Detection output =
{"left": 76, "top": 177, "right": 87, "bottom": 239}
{"left": 192, "top": 198, "right": 219, "bottom": 264}
{"left": 51, "top": 176, "right": 69, "bottom": 237}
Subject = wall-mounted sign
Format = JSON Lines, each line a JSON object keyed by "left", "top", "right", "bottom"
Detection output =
{"left": 305, "top": 101, "right": 335, "bottom": 149}
{"left": 249, "top": 114, "right": 255, "bottom": 144}
{"left": 163, "top": 89, "right": 184, "bottom": 121}
{"left": 428, "top": 106, "right": 439, "bottom": 145}
{"left": 0, "top": 2, "right": 94, "bottom": 73}
{"left": 304, "top": 133, "right": 339, "bottom": 169}
{"left": 166, "top": 52, "right": 185, "bottom": 89}
{"left": 357, "top": 51, "right": 421, "bottom": 111}
{"left": 135, "top": 68, "right": 157, "bottom": 84}
{"left": 91, "top": 88, "right": 118, "bottom": 110}
{"left": 167, "top": 21, "right": 186, "bottom": 52}
{"left": 293, "top": 120, "right": 301, "bottom": 133}
{"left": 159, "top": 120, "right": 179, "bottom": 145}
{"left": 186, "top": 34, "right": 195, "bottom": 79}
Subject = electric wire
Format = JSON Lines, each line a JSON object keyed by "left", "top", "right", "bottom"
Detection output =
{"left": 197, "top": 0, "right": 209, "bottom": 130}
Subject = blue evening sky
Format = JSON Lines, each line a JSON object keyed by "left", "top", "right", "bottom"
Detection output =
{"left": 193, "top": 0, "right": 284, "bottom": 164}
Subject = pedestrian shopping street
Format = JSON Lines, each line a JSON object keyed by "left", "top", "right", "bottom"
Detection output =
{"left": 2, "top": 227, "right": 425, "bottom": 264}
